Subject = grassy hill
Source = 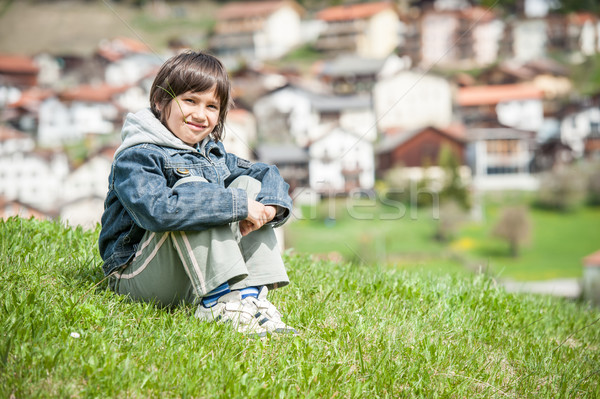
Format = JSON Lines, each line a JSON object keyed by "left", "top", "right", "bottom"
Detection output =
{"left": 0, "top": 1, "right": 219, "bottom": 56}
{"left": 1, "top": 217, "right": 599, "bottom": 397}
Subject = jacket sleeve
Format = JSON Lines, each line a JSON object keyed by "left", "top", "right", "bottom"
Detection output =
{"left": 113, "top": 147, "right": 248, "bottom": 232}
{"left": 223, "top": 147, "right": 293, "bottom": 227}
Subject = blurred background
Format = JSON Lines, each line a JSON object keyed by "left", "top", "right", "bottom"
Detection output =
{"left": 1, "top": 0, "right": 600, "bottom": 295}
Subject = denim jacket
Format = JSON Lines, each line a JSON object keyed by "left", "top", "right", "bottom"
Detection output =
{"left": 98, "top": 108, "right": 292, "bottom": 276}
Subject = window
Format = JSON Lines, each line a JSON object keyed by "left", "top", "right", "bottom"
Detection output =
{"left": 486, "top": 139, "right": 518, "bottom": 155}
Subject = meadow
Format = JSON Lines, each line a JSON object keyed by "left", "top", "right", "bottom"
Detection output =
{"left": 1, "top": 217, "right": 599, "bottom": 397}
{"left": 285, "top": 195, "right": 600, "bottom": 281}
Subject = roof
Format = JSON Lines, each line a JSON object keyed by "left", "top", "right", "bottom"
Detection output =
{"left": 309, "top": 92, "right": 372, "bottom": 112}
{"left": 0, "top": 125, "right": 31, "bottom": 142}
{"left": 466, "top": 126, "right": 537, "bottom": 140}
{"left": 226, "top": 108, "right": 254, "bottom": 122}
{"left": 8, "top": 87, "right": 54, "bottom": 109}
{"left": 318, "top": 55, "right": 386, "bottom": 77}
{"left": 317, "top": 1, "right": 395, "bottom": 22}
{"left": 460, "top": 6, "right": 497, "bottom": 23}
{"left": 217, "top": 1, "right": 302, "bottom": 20}
{"left": 583, "top": 250, "right": 600, "bottom": 267}
{"left": 59, "top": 83, "right": 129, "bottom": 103}
{"left": 97, "top": 37, "right": 152, "bottom": 62}
{"left": 256, "top": 144, "right": 308, "bottom": 163}
{"left": 568, "top": 12, "right": 598, "bottom": 26}
{"left": 267, "top": 83, "right": 372, "bottom": 112}
{"left": 457, "top": 84, "right": 544, "bottom": 107}
{"left": 0, "top": 54, "right": 39, "bottom": 74}
{"left": 377, "top": 125, "right": 465, "bottom": 154}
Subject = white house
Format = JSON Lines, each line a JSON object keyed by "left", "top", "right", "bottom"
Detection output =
{"left": 62, "top": 149, "right": 114, "bottom": 204}
{"left": 0, "top": 125, "right": 35, "bottom": 156}
{"left": 210, "top": 1, "right": 304, "bottom": 62}
{"left": 0, "top": 149, "right": 69, "bottom": 211}
{"left": 466, "top": 126, "right": 538, "bottom": 191}
{"left": 308, "top": 127, "right": 375, "bottom": 194}
{"left": 567, "top": 13, "right": 600, "bottom": 57}
{"left": 456, "top": 83, "right": 545, "bottom": 132}
{"left": 373, "top": 70, "right": 453, "bottom": 132}
{"left": 470, "top": 13, "right": 505, "bottom": 66}
{"left": 105, "top": 53, "right": 164, "bottom": 87}
{"left": 419, "top": 7, "right": 503, "bottom": 68}
{"left": 37, "top": 84, "right": 124, "bottom": 147}
{"left": 560, "top": 105, "right": 600, "bottom": 158}
{"left": 253, "top": 84, "right": 375, "bottom": 148}
{"left": 511, "top": 18, "right": 548, "bottom": 61}
{"left": 223, "top": 108, "right": 257, "bottom": 160}
{"left": 420, "top": 10, "right": 462, "bottom": 68}
{"left": 60, "top": 196, "right": 105, "bottom": 230}
{"left": 315, "top": 1, "right": 401, "bottom": 59}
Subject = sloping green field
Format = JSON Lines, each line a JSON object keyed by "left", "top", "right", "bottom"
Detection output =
{"left": 1, "top": 217, "right": 599, "bottom": 397}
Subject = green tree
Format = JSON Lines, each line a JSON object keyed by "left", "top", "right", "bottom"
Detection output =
{"left": 438, "top": 145, "right": 470, "bottom": 210}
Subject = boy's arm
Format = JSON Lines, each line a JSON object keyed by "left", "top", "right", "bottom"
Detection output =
{"left": 113, "top": 148, "right": 249, "bottom": 232}
{"left": 223, "top": 149, "right": 292, "bottom": 227}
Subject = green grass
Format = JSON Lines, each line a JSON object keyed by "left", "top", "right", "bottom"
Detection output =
{"left": 286, "top": 197, "right": 600, "bottom": 281}
{"left": 287, "top": 199, "right": 447, "bottom": 260}
{"left": 454, "top": 204, "right": 600, "bottom": 281}
{"left": 2, "top": 217, "right": 600, "bottom": 397}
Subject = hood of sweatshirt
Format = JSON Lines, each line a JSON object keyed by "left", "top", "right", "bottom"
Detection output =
{"left": 114, "top": 108, "right": 208, "bottom": 157}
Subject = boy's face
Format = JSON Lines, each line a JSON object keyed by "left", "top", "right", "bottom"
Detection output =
{"left": 161, "top": 86, "right": 221, "bottom": 146}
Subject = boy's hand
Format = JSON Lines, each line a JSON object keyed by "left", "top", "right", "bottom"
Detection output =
{"left": 241, "top": 200, "right": 276, "bottom": 236}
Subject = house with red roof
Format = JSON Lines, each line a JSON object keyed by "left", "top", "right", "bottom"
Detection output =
{"left": 0, "top": 196, "right": 52, "bottom": 222}
{"left": 565, "top": 13, "right": 600, "bottom": 57}
{"left": 0, "top": 125, "right": 35, "bottom": 156}
{"left": 456, "top": 83, "right": 544, "bottom": 190}
{"left": 0, "top": 54, "right": 39, "bottom": 88}
{"left": 457, "top": 83, "right": 545, "bottom": 132}
{"left": 96, "top": 37, "right": 152, "bottom": 63}
{"left": 209, "top": 0, "right": 304, "bottom": 62}
{"left": 36, "top": 83, "right": 127, "bottom": 147}
{"left": 314, "top": 1, "right": 400, "bottom": 59}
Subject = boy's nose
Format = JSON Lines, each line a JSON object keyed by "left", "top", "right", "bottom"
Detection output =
{"left": 190, "top": 105, "right": 207, "bottom": 120}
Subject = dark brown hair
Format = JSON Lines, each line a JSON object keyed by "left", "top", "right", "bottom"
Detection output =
{"left": 150, "top": 51, "right": 233, "bottom": 142}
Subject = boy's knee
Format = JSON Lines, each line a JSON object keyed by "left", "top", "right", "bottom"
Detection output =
{"left": 230, "top": 176, "right": 261, "bottom": 196}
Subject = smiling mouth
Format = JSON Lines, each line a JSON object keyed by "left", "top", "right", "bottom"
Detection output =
{"left": 186, "top": 121, "right": 206, "bottom": 130}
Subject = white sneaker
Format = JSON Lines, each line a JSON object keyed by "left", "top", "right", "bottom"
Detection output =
{"left": 195, "top": 291, "right": 268, "bottom": 338}
{"left": 246, "top": 287, "right": 298, "bottom": 335}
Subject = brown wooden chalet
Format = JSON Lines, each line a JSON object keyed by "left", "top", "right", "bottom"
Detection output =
{"left": 376, "top": 125, "right": 466, "bottom": 177}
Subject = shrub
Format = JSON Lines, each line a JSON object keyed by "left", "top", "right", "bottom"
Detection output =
{"left": 535, "top": 164, "right": 587, "bottom": 212}
{"left": 492, "top": 205, "right": 532, "bottom": 257}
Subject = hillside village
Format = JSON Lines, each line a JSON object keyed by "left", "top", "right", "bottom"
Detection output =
{"left": 1, "top": 0, "right": 600, "bottom": 229}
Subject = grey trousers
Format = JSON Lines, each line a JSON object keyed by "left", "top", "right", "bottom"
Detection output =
{"left": 109, "top": 176, "right": 289, "bottom": 307}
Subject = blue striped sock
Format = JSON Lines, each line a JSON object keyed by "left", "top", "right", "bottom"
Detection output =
{"left": 237, "top": 286, "right": 260, "bottom": 299}
{"left": 201, "top": 282, "right": 230, "bottom": 308}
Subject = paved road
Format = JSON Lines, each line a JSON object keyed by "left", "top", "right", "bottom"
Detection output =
{"left": 501, "top": 278, "right": 581, "bottom": 299}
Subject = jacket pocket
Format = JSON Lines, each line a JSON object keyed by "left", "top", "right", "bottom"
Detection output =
{"left": 173, "top": 175, "right": 208, "bottom": 189}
